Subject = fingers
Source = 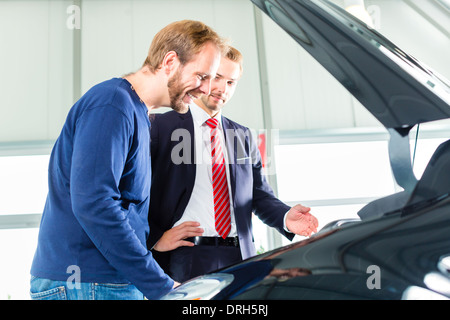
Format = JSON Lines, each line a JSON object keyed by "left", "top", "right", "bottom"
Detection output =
{"left": 298, "top": 225, "right": 315, "bottom": 237}
{"left": 173, "top": 221, "right": 203, "bottom": 248}
{"left": 293, "top": 204, "right": 311, "bottom": 214}
{"left": 179, "top": 240, "right": 196, "bottom": 247}
{"left": 173, "top": 221, "right": 204, "bottom": 238}
{"left": 305, "top": 212, "right": 319, "bottom": 230}
{"left": 296, "top": 207, "right": 319, "bottom": 231}
{"left": 174, "top": 221, "right": 202, "bottom": 229}
{"left": 181, "top": 229, "right": 204, "bottom": 239}
{"left": 305, "top": 226, "right": 316, "bottom": 236}
{"left": 287, "top": 205, "right": 319, "bottom": 237}
{"left": 154, "top": 221, "right": 203, "bottom": 252}
{"left": 172, "top": 222, "right": 204, "bottom": 248}
{"left": 305, "top": 217, "right": 318, "bottom": 234}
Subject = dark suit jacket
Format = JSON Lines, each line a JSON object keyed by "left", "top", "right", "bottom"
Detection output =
{"left": 147, "top": 109, "right": 294, "bottom": 270}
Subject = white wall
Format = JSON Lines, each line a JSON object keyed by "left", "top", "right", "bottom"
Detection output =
{"left": 0, "top": 0, "right": 74, "bottom": 142}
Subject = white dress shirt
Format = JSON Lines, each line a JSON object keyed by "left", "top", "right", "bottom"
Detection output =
{"left": 172, "top": 103, "right": 238, "bottom": 237}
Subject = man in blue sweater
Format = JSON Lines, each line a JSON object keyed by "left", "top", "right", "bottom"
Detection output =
{"left": 30, "top": 20, "right": 225, "bottom": 300}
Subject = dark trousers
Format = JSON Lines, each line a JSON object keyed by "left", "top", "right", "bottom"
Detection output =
{"left": 169, "top": 245, "right": 242, "bottom": 283}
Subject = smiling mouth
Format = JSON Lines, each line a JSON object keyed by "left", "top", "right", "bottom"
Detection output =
{"left": 180, "top": 92, "right": 198, "bottom": 105}
{"left": 210, "top": 94, "right": 225, "bottom": 104}
{"left": 187, "top": 92, "right": 198, "bottom": 100}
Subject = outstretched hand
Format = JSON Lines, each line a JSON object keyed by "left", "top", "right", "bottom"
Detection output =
{"left": 285, "top": 204, "right": 319, "bottom": 237}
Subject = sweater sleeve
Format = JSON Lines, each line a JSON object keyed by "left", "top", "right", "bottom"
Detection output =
{"left": 70, "top": 105, "right": 173, "bottom": 299}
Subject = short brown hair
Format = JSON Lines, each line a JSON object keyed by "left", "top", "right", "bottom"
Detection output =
{"left": 143, "top": 20, "right": 226, "bottom": 72}
{"left": 225, "top": 46, "right": 243, "bottom": 77}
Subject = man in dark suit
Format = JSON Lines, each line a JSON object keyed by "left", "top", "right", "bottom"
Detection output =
{"left": 148, "top": 46, "right": 318, "bottom": 283}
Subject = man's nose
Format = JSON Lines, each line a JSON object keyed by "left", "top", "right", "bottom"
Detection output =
{"left": 211, "top": 79, "right": 226, "bottom": 95}
{"left": 218, "top": 80, "right": 227, "bottom": 94}
{"left": 198, "top": 79, "right": 212, "bottom": 95}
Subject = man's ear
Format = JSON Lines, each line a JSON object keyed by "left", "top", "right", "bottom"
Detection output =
{"left": 161, "top": 51, "right": 180, "bottom": 76}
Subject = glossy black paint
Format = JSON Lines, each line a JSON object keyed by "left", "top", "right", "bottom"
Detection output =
{"left": 211, "top": 196, "right": 450, "bottom": 299}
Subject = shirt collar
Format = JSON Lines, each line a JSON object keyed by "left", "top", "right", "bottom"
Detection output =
{"left": 189, "top": 102, "right": 223, "bottom": 129}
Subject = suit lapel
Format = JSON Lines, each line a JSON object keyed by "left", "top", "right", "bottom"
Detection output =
{"left": 221, "top": 116, "right": 237, "bottom": 203}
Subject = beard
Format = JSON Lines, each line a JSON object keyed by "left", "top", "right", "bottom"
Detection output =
{"left": 200, "top": 94, "right": 222, "bottom": 114}
{"left": 167, "top": 67, "right": 189, "bottom": 113}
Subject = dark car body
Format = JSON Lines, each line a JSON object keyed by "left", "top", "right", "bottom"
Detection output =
{"left": 161, "top": 0, "right": 450, "bottom": 300}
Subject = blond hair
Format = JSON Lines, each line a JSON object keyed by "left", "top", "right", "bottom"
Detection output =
{"left": 143, "top": 20, "right": 226, "bottom": 72}
{"left": 225, "top": 46, "right": 243, "bottom": 77}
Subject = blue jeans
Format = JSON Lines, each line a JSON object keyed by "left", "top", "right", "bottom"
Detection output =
{"left": 30, "top": 276, "right": 144, "bottom": 300}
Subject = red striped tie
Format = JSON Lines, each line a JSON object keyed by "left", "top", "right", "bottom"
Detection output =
{"left": 205, "top": 118, "right": 231, "bottom": 239}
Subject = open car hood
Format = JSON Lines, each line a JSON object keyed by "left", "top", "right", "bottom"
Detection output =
{"left": 251, "top": 0, "right": 450, "bottom": 128}
{"left": 252, "top": 0, "right": 450, "bottom": 194}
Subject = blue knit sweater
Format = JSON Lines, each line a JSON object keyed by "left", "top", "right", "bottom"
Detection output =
{"left": 31, "top": 78, "right": 173, "bottom": 299}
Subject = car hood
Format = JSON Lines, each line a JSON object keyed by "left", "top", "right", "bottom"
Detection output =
{"left": 251, "top": 0, "right": 450, "bottom": 129}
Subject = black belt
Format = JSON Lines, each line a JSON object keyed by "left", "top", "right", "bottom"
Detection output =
{"left": 186, "top": 236, "right": 240, "bottom": 247}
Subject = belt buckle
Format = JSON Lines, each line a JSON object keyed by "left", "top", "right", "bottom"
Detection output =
{"left": 232, "top": 237, "right": 239, "bottom": 247}
{"left": 193, "top": 236, "right": 201, "bottom": 246}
